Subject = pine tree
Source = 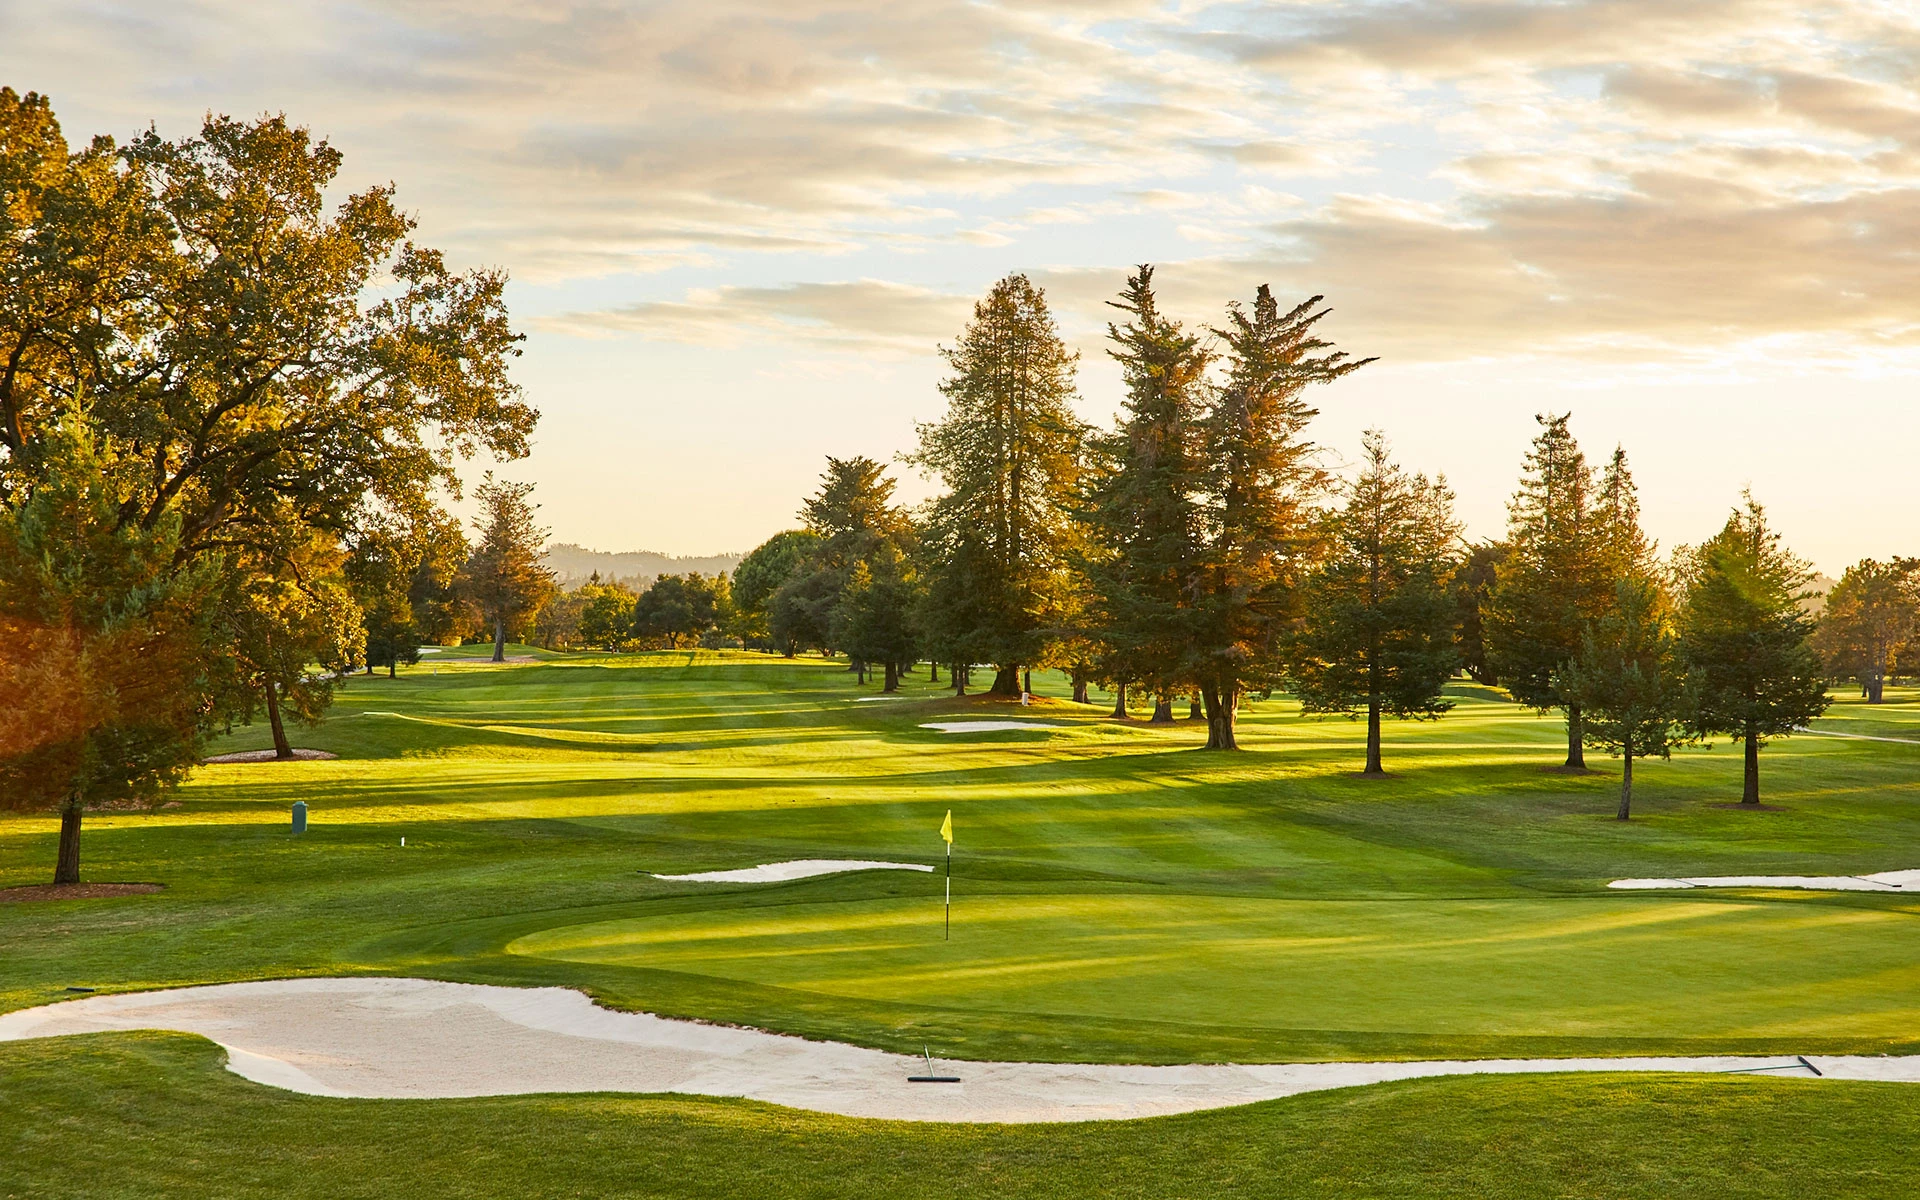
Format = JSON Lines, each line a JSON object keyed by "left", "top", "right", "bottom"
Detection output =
{"left": 459, "top": 475, "right": 555, "bottom": 662}
{"left": 1679, "top": 496, "right": 1830, "bottom": 805}
{"left": 1190, "top": 286, "right": 1370, "bottom": 749}
{"left": 1291, "top": 432, "right": 1460, "bottom": 775}
{"left": 783, "top": 456, "right": 911, "bottom": 672}
{"left": 1484, "top": 416, "right": 1642, "bottom": 769}
{"left": 1559, "top": 577, "right": 1696, "bottom": 820}
{"left": 1081, "top": 266, "right": 1211, "bottom": 710}
{"left": 910, "top": 274, "right": 1084, "bottom": 697}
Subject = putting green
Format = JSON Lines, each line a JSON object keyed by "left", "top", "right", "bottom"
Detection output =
{"left": 509, "top": 890, "right": 1920, "bottom": 1042}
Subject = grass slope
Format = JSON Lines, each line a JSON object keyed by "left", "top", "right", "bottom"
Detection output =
{"left": 5, "top": 1033, "right": 1919, "bottom": 1200}
{"left": 3, "top": 651, "right": 1919, "bottom": 1066}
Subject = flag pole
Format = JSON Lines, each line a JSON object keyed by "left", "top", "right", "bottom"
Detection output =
{"left": 944, "top": 840, "right": 951, "bottom": 941}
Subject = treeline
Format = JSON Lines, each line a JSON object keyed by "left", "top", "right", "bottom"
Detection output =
{"left": 0, "top": 95, "right": 544, "bottom": 881}
{"left": 535, "top": 571, "right": 735, "bottom": 652}
{"left": 732, "top": 269, "right": 1838, "bottom": 819}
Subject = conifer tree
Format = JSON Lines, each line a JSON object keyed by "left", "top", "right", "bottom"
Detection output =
{"left": 1081, "top": 266, "right": 1211, "bottom": 709}
{"left": 1190, "top": 286, "right": 1371, "bottom": 749}
{"left": 910, "top": 274, "right": 1084, "bottom": 696}
{"left": 1559, "top": 577, "right": 1696, "bottom": 820}
{"left": 459, "top": 475, "right": 555, "bottom": 662}
{"left": 1678, "top": 496, "right": 1829, "bottom": 805}
{"left": 1291, "top": 432, "right": 1459, "bottom": 774}
{"left": 1484, "top": 417, "right": 1644, "bottom": 769}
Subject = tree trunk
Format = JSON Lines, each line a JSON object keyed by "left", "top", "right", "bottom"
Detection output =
{"left": 928, "top": 662, "right": 940, "bottom": 684}
{"left": 1109, "top": 682, "right": 1127, "bottom": 719}
{"left": 1023, "top": 669, "right": 1033, "bottom": 696}
{"left": 1868, "top": 674, "right": 1885, "bottom": 704}
{"left": 1364, "top": 698, "right": 1384, "bottom": 776}
{"left": 1564, "top": 703, "right": 1587, "bottom": 769}
{"left": 1150, "top": 695, "right": 1174, "bottom": 723}
{"left": 264, "top": 681, "right": 294, "bottom": 759}
{"left": 492, "top": 617, "right": 506, "bottom": 662}
{"left": 389, "top": 661, "right": 397, "bottom": 678}
{"left": 53, "top": 793, "right": 82, "bottom": 885}
{"left": 989, "top": 666, "right": 1021, "bottom": 697}
{"left": 1071, "top": 670, "right": 1089, "bottom": 705}
{"left": 1742, "top": 723, "right": 1761, "bottom": 804}
{"left": 953, "top": 664, "right": 967, "bottom": 697}
{"left": 1201, "top": 681, "right": 1238, "bottom": 750}
{"left": 883, "top": 661, "right": 899, "bottom": 693}
{"left": 1188, "top": 693, "right": 1204, "bottom": 720}
{"left": 365, "top": 662, "right": 374, "bottom": 676}
{"left": 1617, "top": 742, "right": 1634, "bottom": 820}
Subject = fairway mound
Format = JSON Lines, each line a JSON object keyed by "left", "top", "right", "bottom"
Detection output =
{"left": 649, "top": 860, "right": 935, "bottom": 884}
{"left": 1609, "top": 869, "right": 1920, "bottom": 893}
{"left": 5, "top": 979, "right": 1918, "bottom": 1122}
{"left": 0, "top": 883, "right": 163, "bottom": 903}
{"left": 919, "top": 720, "right": 1062, "bottom": 733}
{"left": 201, "top": 748, "right": 339, "bottom": 763}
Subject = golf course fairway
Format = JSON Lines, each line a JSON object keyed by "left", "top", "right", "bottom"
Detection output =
{"left": 7, "top": 648, "right": 1920, "bottom": 1194}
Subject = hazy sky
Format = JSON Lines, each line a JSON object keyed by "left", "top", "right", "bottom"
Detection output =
{"left": 5, "top": 1, "right": 1917, "bottom": 571}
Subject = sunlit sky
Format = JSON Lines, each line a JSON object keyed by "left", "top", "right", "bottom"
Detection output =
{"left": 5, "top": 1, "right": 1918, "bottom": 571}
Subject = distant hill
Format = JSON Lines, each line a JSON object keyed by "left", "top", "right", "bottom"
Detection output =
{"left": 544, "top": 543, "right": 744, "bottom": 590}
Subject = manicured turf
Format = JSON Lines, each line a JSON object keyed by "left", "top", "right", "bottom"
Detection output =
{"left": 4, "top": 650, "right": 1920, "bottom": 1063}
{"left": 7, "top": 650, "right": 1920, "bottom": 1195}
{"left": 7, "top": 1032, "right": 1920, "bottom": 1200}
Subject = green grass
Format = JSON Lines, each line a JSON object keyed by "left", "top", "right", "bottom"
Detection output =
{"left": 6, "top": 1032, "right": 1920, "bottom": 1200}
{"left": 5, "top": 651, "right": 1920, "bottom": 1062}
{"left": 7, "top": 650, "right": 1920, "bottom": 1194}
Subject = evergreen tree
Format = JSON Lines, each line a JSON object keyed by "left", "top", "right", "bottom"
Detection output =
{"left": 459, "top": 475, "right": 555, "bottom": 662}
{"left": 1678, "top": 496, "right": 1830, "bottom": 805}
{"left": 1813, "top": 559, "right": 1919, "bottom": 703}
{"left": 1484, "top": 416, "right": 1644, "bottom": 769}
{"left": 833, "top": 546, "right": 923, "bottom": 692}
{"left": 1559, "top": 577, "right": 1697, "bottom": 820}
{"left": 781, "top": 456, "right": 911, "bottom": 671}
{"left": 1190, "top": 286, "right": 1370, "bottom": 749}
{"left": 1291, "top": 432, "right": 1460, "bottom": 775}
{"left": 1081, "top": 266, "right": 1211, "bottom": 711}
{"left": 732, "top": 530, "right": 820, "bottom": 652}
{"left": 1452, "top": 541, "right": 1506, "bottom": 685}
{"left": 910, "top": 274, "right": 1085, "bottom": 697}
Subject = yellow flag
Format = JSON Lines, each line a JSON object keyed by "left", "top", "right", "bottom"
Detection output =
{"left": 940, "top": 810, "right": 953, "bottom": 845}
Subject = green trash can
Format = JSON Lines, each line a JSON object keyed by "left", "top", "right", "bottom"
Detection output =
{"left": 292, "top": 801, "right": 307, "bottom": 834}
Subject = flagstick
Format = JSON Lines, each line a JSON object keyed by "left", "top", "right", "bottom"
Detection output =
{"left": 944, "top": 840, "right": 951, "bottom": 941}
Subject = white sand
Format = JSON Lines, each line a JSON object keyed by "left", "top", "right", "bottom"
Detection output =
{"left": 3, "top": 978, "right": 1913, "bottom": 1123}
{"left": 1609, "top": 869, "right": 1920, "bottom": 892}
{"left": 650, "top": 859, "right": 935, "bottom": 884}
{"left": 919, "top": 720, "right": 1062, "bottom": 733}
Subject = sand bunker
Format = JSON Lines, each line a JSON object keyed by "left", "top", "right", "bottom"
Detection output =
{"left": 1609, "top": 869, "right": 1920, "bottom": 893}
{"left": 201, "top": 748, "right": 338, "bottom": 764}
{"left": 650, "top": 860, "right": 934, "bottom": 884}
{"left": 919, "top": 720, "right": 1062, "bottom": 733}
{"left": 3, "top": 978, "right": 1914, "bottom": 1122}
